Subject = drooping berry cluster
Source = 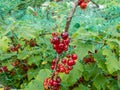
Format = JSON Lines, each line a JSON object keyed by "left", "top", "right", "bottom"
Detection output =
{"left": 50, "top": 32, "right": 70, "bottom": 54}
{"left": 44, "top": 76, "right": 61, "bottom": 90}
{"left": 51, "top": 54, "right": 77, "bottom": 74}
{"left": 24, "top": 39, "right": 36, "bottom": 47}
{"left": 83, "top": 51, "right": 95, "bottom": 64}
{"left": 44, "top": 32, "right": 78, "bottom": 90}
{"left": 0, "top": 66, "right": 8, "bottom": 73}
{"left": 10, "top": 43, "right": 20, "bottom": 52}
{"left": 78, "top": 0, "right": 90, "bottom": 9}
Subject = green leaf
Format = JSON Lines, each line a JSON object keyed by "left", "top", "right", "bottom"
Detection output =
{"left": 118, "top": 72, "right": 120, "bottom": 88}
{"left": 60, "top": 62, "right": 83, "bottom": 87}
{"left": 102, "top": 48, "right": 120, "bottom": 74}
{"left": 93, "top": 74, "right": 108, "bottom": 90}
{"left": 73, "top": 84, "right": 88, "bottom": 90}
{"left": 36, "top": 69, "right": 51, "bottom": 83}
{"left": 94, "top": 50, "right": 108, "bottom": 72}
{"left": 0, "top": 36, "right": 11, "bottom": 52}
{"left": 17, "top": 50, "right": 30, "bottom": 60}
{"left": 0, "top": 53, "right": 17, "bottom": 61}
{"left": 24, "top": 80, "right": 43, "bottom": 90}
{"left": 27, "top": 69, "right": 39, "bottom": 81}
{"left": 83, "top": 64, "right": 100, "bottom": 81}
{"left": 73, "top": 41, "right": 94, "bottom": 60}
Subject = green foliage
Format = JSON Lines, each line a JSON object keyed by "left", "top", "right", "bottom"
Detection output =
{"left": 0, "top": 0, "right": 120, "bottom": 90}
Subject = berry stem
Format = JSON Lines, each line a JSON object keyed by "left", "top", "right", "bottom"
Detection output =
{"left": 51, "top": 54, "right": 60, "bottom": 79}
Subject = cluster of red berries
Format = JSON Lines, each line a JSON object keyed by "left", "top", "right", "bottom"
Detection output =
{"left": 0, "top": 66, "right": 8, "bottom": 73}
{"left": 44, "top": 76, "right": 61, "bottom": 90}
{"left": 50, "top": 32, "right": 70, "bottom": 54}
{"left": 44, "top": 31, "right": 78, "bottom": 90}
{"left": 12, "top": 60, "right": 31, "bottom": 72}
{"left": 24, "top": 39, "right": 36, "bottom": 47}
{"left": 51, "top": 54, "right": 77, "bottom": 74}
{"left": 10, "top": 43, "right": 20, "bottom": 52}
{"left": 83, "top": 51, "right": 95, "bottom": 64}
{"left": 78, "top": 0, "right": 90, "bottom": 9}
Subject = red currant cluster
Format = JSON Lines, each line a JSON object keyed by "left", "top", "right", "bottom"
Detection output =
{"left": 44, "top": 32, "right": 78, "bottom": 90}
{"left": 0, "top": 66, "right": 8, "bottom": 73}
{"left": 10, "top": 43, "right": 20, "bottom": 52}
{"left": 24, "top": 39, "right": 36, "bottom": 47}
{"left": 83, "top": 51, "right": 95, "bottom": 64}
{"left": 44, "top": 76, "right": 61, "bottom": 90}
{"left": 78, "top": 0, "right": 90, "bottom": 9}
{"left": 50, "top": 32, "right": 70, "bottom": 54}
{"left": 51, "top": 54, "right": 77, "bottom": 74}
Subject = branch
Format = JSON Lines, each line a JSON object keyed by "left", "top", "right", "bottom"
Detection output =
{"left": 90, "top": 0, "right": 99, "bottom": 8}
{"left": 49, "top": 0, "right": 78, "bottom": 87}
{"left": 65, "top": 0, "right": 78, "bottom": 32}
{"left": 51, "top": 54, "right": 60, "bottom": 79}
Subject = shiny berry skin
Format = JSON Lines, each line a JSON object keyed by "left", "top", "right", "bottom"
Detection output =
{"left": 52, "top": 59, "right": 56, "bottom": 65}
{"left": 60, "top": 67, "right": 65, "bottom": 72}
{"left": 51, "top": 65, "right": 55, "bottom": 70}
{"left": 61, "top": 59, "right": 67, "bottom": 64}
{"left": 67, "top": 59, "right": 75, "bottom": 66}
{"left": 53, "top": 81, "right": 57, "bottom": 86}
{"left": 80, "top": 2, "right": 87, "bottom": 9}
{"left": 59, "top": 43, "right": 64, "bottom": 50}
{"left": 66, "top": 54, "right": 71, "bottom": 58}
{"left": 68, "top": 66, "right": 73, "bottom": 70}
{"left": 61, "top": 32, "right": 68, "bottom": 40}
{"left": 65, "top": 69, "right": 70, "bottom": 74}
{"left": 52, "top": 37, "right": 60, "bottom": 45}
{"left": 56, "top": 77, "right": 61, "bottom": 83}
{"left": 0, "top": 66, "right": 8, "bottom": 72}
{"left": 49, "top": 79, "right": 54, "bottom": 86}
{"left": 78, "top": 0, "right": 84, "bottom": 5}
{"left": 63, "top": 38, "right": 70, "bottom": 45}
{"left": 72, "top": 54, "right": 78, "bottom": 60}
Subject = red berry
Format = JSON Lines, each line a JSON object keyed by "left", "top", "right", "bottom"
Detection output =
{"left": 67, "top": 59, "right": 75, "bottom": 66}
{"left": 59, "top": 43, "right": 64, "bottom": 50}
{"left": 61, "top": 59, "right": 67, "bottom": 64}
{"left": 53, "top": 44, "right": 57, "bottom": 49}
{"left": 49, "top": 79, "right": 54, "bottom": 86}
{"left": 72, "top": 54, "right": 78, "bottom": 60}
{"left": 64, "top": 45, "right": 68, "bottom": 51}
{"left": 51, "top": 65, "right": 55, "bottom": 70}
{"left": 1, "top": 66, "right": 8, "bottom": 72}
{"left": 52, "top": 37, "right": 60, "bottom": 45}
{"left": 52, "top": 59, "right": 56, "bottom": 65}
{"left": 53, "top": 81, "right": 57, "bottom": 86}
{"left": 17, "top": 43, "right": 21, "bottom": 48}
{"left": 10, "top": 71, "right": 15, "bottom": 76}
{"left": 30, "top": 41, "right": 36, "bottom": 47}
{"left": 63, "top": 38, "right": 70, "bottom": 45}
{"left": 80, "top": 2, "right": 87, "bottom": 9}
{"left": 60, "top": 67, "right": 65, "bottom": 72}
{"left": 68, "top": 66, "right": 73, "bottom": 70}
{"left": 66, "top": 55, "right": 71, "bottom": 58}
{"left": 56, "top": 76, "right": 61, "bottom": 83}
{"left": 65, "top": 69, "right": 70, "bottom": 74}
{"left": 61, "top": 32, "right": 68, "bottom": 40}
{"left": 52, "top": 32, "right": 58, "bottom": 37}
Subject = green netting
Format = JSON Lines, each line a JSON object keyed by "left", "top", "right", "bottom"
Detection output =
{"left": 0, "top": 0, "right": 120, "bottom": 89}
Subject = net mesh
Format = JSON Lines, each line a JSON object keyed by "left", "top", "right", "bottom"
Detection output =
{"left": 0, "top": 0, "right": 120, "bottom": 89}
